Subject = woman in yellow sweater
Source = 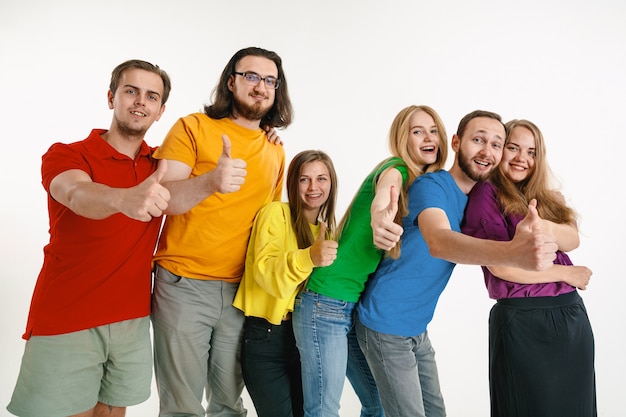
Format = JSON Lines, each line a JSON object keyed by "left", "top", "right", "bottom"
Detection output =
{"left": 233, "top": 150, "right": 339, "bottom": 417}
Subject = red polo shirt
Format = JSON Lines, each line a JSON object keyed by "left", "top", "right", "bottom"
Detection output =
{"left": 23, "top": 129, "right": 162, "bottom": 338}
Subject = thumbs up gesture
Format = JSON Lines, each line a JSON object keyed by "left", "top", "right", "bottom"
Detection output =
{"left": 371, "top": 185, "right": 403, "bottom": 251}
{"left": 210, "top": 134, "right": 247, "bottom": 194}
{"left": 511, "top": 199, "right": 559, "bottom": 271}
{"left": 120, "top": 159, "right": 171, "bottom": 221}
{"left": 310, "top": 222, "right": 339, "bottom": 267}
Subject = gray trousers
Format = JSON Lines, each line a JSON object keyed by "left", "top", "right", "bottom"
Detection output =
{"left": 152, "top": 264, "right": 246, "bottom": 417}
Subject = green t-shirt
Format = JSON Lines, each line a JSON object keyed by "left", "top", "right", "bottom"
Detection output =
{"left": 305, "top": 157, "right": 409, "bottom": 302}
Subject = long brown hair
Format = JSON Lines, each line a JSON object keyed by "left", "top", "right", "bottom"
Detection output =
{"left": 491, "top": 119, "right": 577, "bottom": 225}
{"left": 286, "top": 150, "right": 338, "bottom": 249}
{"left": 204, "top": 47, "right": 293, "bottom": 128}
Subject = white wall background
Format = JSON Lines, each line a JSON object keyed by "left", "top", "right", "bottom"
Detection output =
{"left": 1, "top": 1, "right": 624, "bottom": 416}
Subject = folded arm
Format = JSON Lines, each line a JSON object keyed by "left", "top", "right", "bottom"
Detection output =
{"left": 487, "top": 264, "right": 592, "bottom": 290}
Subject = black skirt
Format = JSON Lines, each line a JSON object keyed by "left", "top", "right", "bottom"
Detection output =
{"left": 489, "top": 291, "right": 597, "bottom": 417}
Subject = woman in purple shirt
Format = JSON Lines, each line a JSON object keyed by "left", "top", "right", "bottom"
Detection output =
{"left": 462, "top": 119, "right": 597, "bottom": 417}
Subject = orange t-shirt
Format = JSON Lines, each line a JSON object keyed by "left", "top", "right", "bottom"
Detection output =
{"left": 153, "top": 114, "right": 285, "bottom": 282}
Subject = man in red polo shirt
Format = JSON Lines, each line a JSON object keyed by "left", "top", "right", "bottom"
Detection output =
{"left": 7, "top": 59, "right": 171, "bottom": 417}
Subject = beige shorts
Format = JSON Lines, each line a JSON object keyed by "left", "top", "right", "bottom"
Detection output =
{"left": 7, "top": 316, "right": 152, "bottom": 417}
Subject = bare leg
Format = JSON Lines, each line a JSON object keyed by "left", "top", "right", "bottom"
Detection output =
{"left": 70, "top": 402, "right": 126, "bottom": 417}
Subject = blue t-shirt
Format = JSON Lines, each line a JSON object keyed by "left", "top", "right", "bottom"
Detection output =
{"left": 357, "top": 170, "right": 467, "bottom": 337}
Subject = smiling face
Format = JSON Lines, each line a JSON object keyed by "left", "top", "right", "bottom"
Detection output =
{"left": 299, "top": 160, "right": 332, "bottom": 223}
{"left": 455, "top": 116, "right": 505, "bottom": 182}
{"left": 501, "top": 126, "right": 536, "bottom": 183}
{"left": 407, "top": 110, "right": 440, "bottom": 169}
{"left": 228, "top": 55, "right": 278, "bottom": 124}
{"left": 108, "top": 68, "right": 165, "bottom": 138}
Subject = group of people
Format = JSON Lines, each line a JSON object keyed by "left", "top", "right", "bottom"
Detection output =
{"left": 7, "top": 46, "right": 596, "bottom": 417}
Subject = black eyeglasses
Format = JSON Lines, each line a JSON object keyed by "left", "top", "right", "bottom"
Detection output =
{"left": 233, "top": 71, "right": 281, "bottom": 89}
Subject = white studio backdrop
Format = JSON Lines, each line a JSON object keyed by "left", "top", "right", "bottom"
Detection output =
{"left": 1, "top": 1, "right": 624, "bottom": 416}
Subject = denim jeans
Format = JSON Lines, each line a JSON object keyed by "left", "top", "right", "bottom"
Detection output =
{"left": 355, "top": 316, "right": 446, "bottom": 417}
{"left": 241, "top": 316, "right": 303, "bottom": 417}
{"left": 293, "top": 289, "right": 384, "bottom": 417}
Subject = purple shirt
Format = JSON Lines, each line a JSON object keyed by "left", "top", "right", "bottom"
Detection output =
{"left": 462, "top": 181, "right": 575, "bottom": 299}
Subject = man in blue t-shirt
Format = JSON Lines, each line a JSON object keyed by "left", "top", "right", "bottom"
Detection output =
{"left": 356, "top": 110, "right": 559, "bottom": 417}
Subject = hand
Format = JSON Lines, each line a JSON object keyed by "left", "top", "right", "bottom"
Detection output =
{"left": 511, "top": 199, "right": 558, "bottom": 271}
{"left": 371, "top": 185, "right": 403, "bottom": 251}
{"left": 209, "top": 135, "right": 247, "bottom": 194}
{"left": 263, "top": 125, "right": 283, "bottom": 146}
{"left": 309, "top": 222, "right": 338, "bottom": 267}
{"left": 119, "top": 159, "right": 171, "bottom": 222}
{"left": 566, "top": 265, "right": 593, "bottom": 290}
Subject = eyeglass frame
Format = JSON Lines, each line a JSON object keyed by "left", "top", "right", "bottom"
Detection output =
{"left": 233, "top": 71, "right": 281, "bottom": 89}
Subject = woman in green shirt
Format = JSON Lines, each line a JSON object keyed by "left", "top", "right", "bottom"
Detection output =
{"left": 292, "top": 105, "right": 449, "bottom": 417}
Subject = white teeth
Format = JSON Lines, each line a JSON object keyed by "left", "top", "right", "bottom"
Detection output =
{"left": 131, "top": 111, "right": 146, "bottom": 117}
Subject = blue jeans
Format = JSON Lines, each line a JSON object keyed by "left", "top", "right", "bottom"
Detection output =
{"left": 292, "top": 289, "right": 384, "bottom": 417}
{"left": 355, "top": 316, "right": 446, "bottom": 417}
{"left": 241, "top": 316, "right": 303, "bottom": 417}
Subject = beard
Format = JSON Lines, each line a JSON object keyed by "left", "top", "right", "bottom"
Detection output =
{"left": 114, "top": 116, "right": 148, "bottom": 138}
{"left": 232, "top": 94, "right": 271, "bottom": 121}
{"left": 457, "top": 147, "right": 493, "bottom": 182}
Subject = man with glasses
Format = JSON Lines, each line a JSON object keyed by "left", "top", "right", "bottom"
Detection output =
{"left": 151, "top": 47, "right": 293, "bottom": 417}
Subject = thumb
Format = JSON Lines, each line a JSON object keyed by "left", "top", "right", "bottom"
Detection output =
{"left": 388, "top": 185, "right": 399, "bottom": 215}
{"left": 520, "top": 198, "right": 540, "bottom": 231}
{"left": 527, "top": 198, "right": 539, "bottom": 223}
{"left": 221, "top": 134, "right": 232, "bottom": 159}
{"left": 152, "top": 159, "right": 168, "bottom": 184}
{"left": 317, "top": 221, "right": 327, "bottom": 241}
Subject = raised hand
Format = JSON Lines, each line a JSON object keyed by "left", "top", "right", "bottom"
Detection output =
{"left": 119, "top": 159, "right": 171, "bottom": 222}
{"left": 263, "top": 125, "right": 283, "bottom": 146}
{"left": 209, "top": 134, "right": 247, "bottom": 194}
{"left": 371, "top": 185, "right": 403, "bottom": 251}
{"left": 511, "top": 199, "right": 558, "bottom": 271}
{"left": 310, "top": 222, "right": 338, "bottom": 267}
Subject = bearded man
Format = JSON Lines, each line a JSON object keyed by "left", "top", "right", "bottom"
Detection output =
{"left": 150, "top": 47, "right": 293, "bottom": 417}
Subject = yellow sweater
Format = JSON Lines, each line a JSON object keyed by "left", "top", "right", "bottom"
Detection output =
{"left": 153, "top": 114, "right": 285, "bottom": 281}
{"left": 233, "top": 202, "right": 319, "bottom": 324}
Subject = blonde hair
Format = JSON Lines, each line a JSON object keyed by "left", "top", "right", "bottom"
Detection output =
{"left": 339, "top": 105, "right": 448, "bottom": 259}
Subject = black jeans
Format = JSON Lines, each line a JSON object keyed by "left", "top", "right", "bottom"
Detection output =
{"left": 241, "top": 316, "right": 303, "bottom": 417}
